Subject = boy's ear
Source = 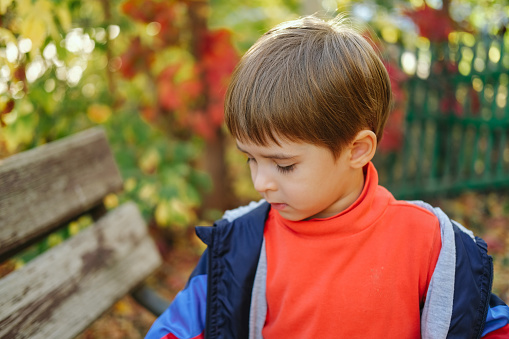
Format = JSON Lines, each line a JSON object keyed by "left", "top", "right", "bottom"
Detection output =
{"left": 348, "top": 130, "right": 377, "bottom": 169}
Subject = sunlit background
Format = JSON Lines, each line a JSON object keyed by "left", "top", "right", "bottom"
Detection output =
{"left": 1, "top": 0, "right": 508, "bottom": 337}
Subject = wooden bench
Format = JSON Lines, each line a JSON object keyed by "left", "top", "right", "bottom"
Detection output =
{"left": 0, "top": 127, "right": 168, "bottom": 339}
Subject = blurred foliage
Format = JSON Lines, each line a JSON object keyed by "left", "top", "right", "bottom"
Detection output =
{"left": 0, "top": 0, "right": 508, "bottom": 335}
{"left": 118, "top": 0, "right": 238, "bottom": 140}
{"left": 209, "top": 0, "right": 301, "bottom": 51}
{"left": 0, "top": 0, "right": 508, "bottom": 269}
{"left": 436, "top": 191, "right": 509, "bottom": 301}
{"left": 0, "top": 0, "right": 228, "bottom": 233}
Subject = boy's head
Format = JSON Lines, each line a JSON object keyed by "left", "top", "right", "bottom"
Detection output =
{"left": 225, "top": 15, "right": 392, "bottom": 159}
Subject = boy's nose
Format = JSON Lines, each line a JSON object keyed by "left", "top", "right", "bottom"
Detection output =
{"left": 252, "top": 169, "right": 277, "bottom": 193}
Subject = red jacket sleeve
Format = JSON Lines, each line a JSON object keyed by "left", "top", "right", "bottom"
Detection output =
{"left": 482, "top": 324, "right": 509, "bottom": 338}
{"left": 481, "top": 295, "right": 509, "bottom": 338}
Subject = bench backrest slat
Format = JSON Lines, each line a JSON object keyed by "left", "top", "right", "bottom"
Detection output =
{"left": 0, "top": 202, "right": 162, "bottom": 339}
{"left": 0, "top": 128, "right": 123, "bottom": 258}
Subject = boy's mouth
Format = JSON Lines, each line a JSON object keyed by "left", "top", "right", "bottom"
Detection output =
{"left": 270, "top": 203, "right": 287, "bottom": 211}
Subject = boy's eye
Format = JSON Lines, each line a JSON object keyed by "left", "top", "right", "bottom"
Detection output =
{"left": 246, "top": 157, "right": 256, "bottom": 164}
{"left": 277, "top": 164, "right": 295, "bottom": 174}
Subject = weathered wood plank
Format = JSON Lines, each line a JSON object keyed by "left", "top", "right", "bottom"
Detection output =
{"left": 0, "top": 202, "right": 162, "bottom": 339}
{"left": 0, "top": 127, "right": 123, "bottom": 258}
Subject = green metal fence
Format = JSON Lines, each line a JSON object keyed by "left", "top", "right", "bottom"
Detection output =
{"left": 374, "top": 34, "right": 509, "bottom": 199}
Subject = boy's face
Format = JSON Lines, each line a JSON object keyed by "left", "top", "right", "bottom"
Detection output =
{"left": 236, "top": 137, "right": 365, "bottom": 221}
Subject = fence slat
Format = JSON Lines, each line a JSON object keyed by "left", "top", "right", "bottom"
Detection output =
{"left": 375, "top": 35, "right": 509, "bottom": 198}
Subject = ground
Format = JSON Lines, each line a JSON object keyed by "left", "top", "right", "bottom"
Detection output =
{"left": 75, "top": 243, "right": 202, "bottom": 339}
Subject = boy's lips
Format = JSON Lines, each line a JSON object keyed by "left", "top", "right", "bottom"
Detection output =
{"left": 270, "top": 203, "right": 287, "bottom": 211}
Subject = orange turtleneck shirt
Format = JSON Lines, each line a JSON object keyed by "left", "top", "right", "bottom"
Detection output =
{"left": 262, "top": 163, "right": 442, "bottom": 338}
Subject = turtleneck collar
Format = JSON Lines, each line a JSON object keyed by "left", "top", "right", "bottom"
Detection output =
{"left": 271, "top": 162, "right": 391, "bottom": 237}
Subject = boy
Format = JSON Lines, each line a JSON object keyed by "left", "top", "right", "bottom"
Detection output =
{"left": 146, "top": 15, "right": 509, "bottom": 338}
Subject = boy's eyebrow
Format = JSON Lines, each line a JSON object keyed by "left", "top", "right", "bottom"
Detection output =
{"left": 236, "top": 144, "right": 297, "bottom": 160}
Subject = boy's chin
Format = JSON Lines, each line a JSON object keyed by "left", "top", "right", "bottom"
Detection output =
{"left": 275, "top": 209, "right": 311, "bottom": 221}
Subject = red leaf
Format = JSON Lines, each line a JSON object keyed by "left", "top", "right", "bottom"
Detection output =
{"left": 196, "top": 29, "right": 238, "bottom": 128}
{"left": 207, "top": 102, "right": 224, "bottom": 126}
{"left": 157, "top": 64, "right": 202, "bottom": 112}
{"left": 200, "top": 30, "right": 238, "bottom": 85}
{"left": 158, "top": 83, "right": 182, "bottom": 111}
{"left": 141, "top": 106, "right": 158, "bottom": 122}
{"left": 122, "top": 0, "right": 170, "bottom": 23}
{"left": 469, "top": 88, "right": 480, "bottom": 115}
{"left": 379, "top": 109, "right": 404, "bottom": 152}
{"left": 14, "top": 66, "right": 26, "bottom": 81}
{"left": 154, "top": 9, "right": 179, "bottom": 46}
{"left": 483, "top": 233, "right": 505, "bottom": 254}
{"left": 432, "top": 60, "right": 458, "bottom": 75}
{"left": 122, "top": 0, "right": 179, "bottom": 47}
{"left": 119, "top": 37, "right": 155, "bottom": 79}
{"left": 383, "top": 61, "right": 407, "bottom": 104}
{"left": 404, "top": 5, "right": 455, "bottom": 42}
{"left": 440, "top": 96, "right": 462, "bottom": 116}
{"left": 188, "top": 111, "right": 215, "bottom": 140}
{"left": 2, "top": 100, "right": 15, "bottom": 114}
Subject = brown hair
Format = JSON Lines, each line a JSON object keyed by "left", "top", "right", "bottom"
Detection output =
{"left": 224, "top": 15, "right": 392, "bottom": 159}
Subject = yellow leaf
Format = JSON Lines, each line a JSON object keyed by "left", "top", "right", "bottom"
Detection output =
{"left": 168, "top": 198, "right": 194, "bottom": 228}
{"left": 14, "top": 259, "right": 25, "bottom": 270}
{"left": 104, "top": 193, "right": 119, "bottom": 209}
{"left": 87, "top": 104, "right": 112, "bottom": 124}
{"left": 68, "top": 221, "right": 80, "bottom": 235}
{"left": 15, "top": 0, "right": 31, "bottom": 17}
{"left": 48, "top": 233, "right": 63, "bottom": 247}
{"left": 3, "top": 112, "right": 38, "bottom": 153}
{"left": 35, "top": 0, "right": 59, "bottom": 42}
{"left": 138, "top": 183, "right": 157, "bottom": 203}
{"left": 155, "top": 201, "right": 170, "bottom": 226}
{"left": 77, "top": 215, "right": 93, "bottom": 228}
{"left": 0, "top": 0, "right": 13, "bottom": 15}
{"left": 0, "top": 27, "right": 17, "bottom": 44}
{"left": 56, "top": 6, "right": 72, "bottom": 32}
{"left": 139, "top": 148, "right": 160, "bottom": 174}
{"left": 114, "top": 300, "right": 133, "bottom": 316}
{"left": 124, "top": 177, "right": 137, "bottom": 192}
{"left": 20, "top": 17, "right": 46, "bottom": 51}
{"left": 16, "top": 0, "right": 56, "bottom": 51}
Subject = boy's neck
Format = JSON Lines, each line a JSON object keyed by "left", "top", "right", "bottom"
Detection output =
{"left": 306, "top": 166, "right": 366, "bottom": 220}
{"left": 335, "top": 167, "right": 366, "bottom": 213}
